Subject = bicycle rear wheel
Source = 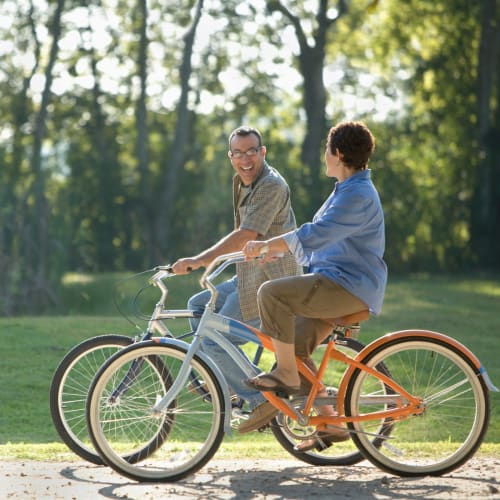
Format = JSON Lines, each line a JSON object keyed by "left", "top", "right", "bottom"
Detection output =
{"left": 49, "top": 334, "right": 133, "bottom": 464}
{"left": 87, "top": 341, "right": 225, "bottom": 482}
{"left": 345, "top": 336, "right": 490, "bottom": 476}
{"left": 271, "top": 336, "right": 393, "bottom": 466}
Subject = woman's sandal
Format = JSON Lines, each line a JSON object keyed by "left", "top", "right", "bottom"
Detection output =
{"left": 244, "top": 373, "right": 301, "bottom": 397}
{"left": 294, "top": 429, "right": 350, "bottom": 452}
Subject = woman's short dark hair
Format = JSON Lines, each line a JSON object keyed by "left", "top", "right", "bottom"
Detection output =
{"left": 327, "top": 121, "right": 375, "bottom": 170}
{"left": 229, "top": 126, "right": 263, "bottom": 147}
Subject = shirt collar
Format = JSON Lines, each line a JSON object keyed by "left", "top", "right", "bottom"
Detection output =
{"left": 335, "top": 168, "right": 371, "bottom": 191}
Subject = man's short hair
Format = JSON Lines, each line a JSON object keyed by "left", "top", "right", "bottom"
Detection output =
{"left": 229, "top": 126, "right": 263, "bottom": 147}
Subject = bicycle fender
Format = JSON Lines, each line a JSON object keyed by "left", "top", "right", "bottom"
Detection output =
{"left": 337, "top": 329, "right": 498, "bottom": 414}
{"left": 379, "top": 331, "right": 498, "bottom": 390}
{"left": 153, "top": 337, "right": 235, "bottom": 434}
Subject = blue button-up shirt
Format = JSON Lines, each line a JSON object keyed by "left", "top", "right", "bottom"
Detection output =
{"left": 283, "top": 169, "right": 387, "bottom": 315}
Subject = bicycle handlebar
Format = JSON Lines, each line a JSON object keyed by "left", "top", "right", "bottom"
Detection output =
{"left": 151, "top": 249, "right": 284, "bottom": 312}
{"left": 200, "top": 251, "right": 246, "bottom": 291}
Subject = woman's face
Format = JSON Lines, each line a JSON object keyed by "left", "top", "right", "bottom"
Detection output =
{"left": 325, "top": 145, "right": 342, "bottom": 179}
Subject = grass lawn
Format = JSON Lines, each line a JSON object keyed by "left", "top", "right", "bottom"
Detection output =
{"left": 0, "top": 270, "right": 499, "bottom": 460}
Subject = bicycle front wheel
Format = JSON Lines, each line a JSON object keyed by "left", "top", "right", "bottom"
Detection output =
{"left": 345, "top": 336, "right": 490, "bottom": 476}
{"left": 87, "top": 342, "right": 225, "bottom": 482}
{"left": 49, "top": 334, "right": 133, "bottom": 464}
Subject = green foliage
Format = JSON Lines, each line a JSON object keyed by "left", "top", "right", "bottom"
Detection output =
{"left": 0, "top": 0, "right": 499, "bottom": 315}
{"left": 324, "top": 0, "right": 493, "bottom": 272}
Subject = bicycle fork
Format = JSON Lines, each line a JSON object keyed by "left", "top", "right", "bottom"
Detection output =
{"left": 146, "top": 340, "right": 235, "bottom": 434}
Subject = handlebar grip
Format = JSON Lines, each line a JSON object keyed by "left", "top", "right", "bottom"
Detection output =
{"left": 154, "top": 265, "right": 191, "bottom": 273}
{"left": 154, "top": 265, "right": 173, "bottom": 272}
{"left": 257, "top": 245, "right": 285, "bottom": 259}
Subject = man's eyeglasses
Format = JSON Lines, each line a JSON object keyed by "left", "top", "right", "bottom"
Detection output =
{"left": 229, "top": 146, "right": 262, "bottom": 159}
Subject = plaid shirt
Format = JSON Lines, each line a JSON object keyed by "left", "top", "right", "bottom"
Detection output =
{"left": 233, "top": 162, "right": 302, "bottom": 321}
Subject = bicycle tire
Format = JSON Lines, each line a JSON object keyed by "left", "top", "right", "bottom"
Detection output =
{"left": 49, "top": 334, "right": 134, "bottom": 464}
{"left": 271, "top": 336, "right": 393, "bottom": 466}
{"left": 345, "top": 335, "right": 490, "bottom": 477}
{"left": 87, "top": 341, "right": 226, "bottom": 482}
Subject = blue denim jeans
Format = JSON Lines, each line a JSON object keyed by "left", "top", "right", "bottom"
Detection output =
{"left": 188, "top": 275, "right": 266, "bottom": 409}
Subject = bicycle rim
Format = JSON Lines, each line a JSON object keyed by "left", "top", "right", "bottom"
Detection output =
{"left": 49, "top": 334, "right": 133, "bottom": 464}
{"left": 87, "top": 342, "right": 225, "bottom": 482}
{"left": 346, "top": 337, "right": 490, "bottom": 476}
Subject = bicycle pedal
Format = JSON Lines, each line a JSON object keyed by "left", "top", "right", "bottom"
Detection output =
{"left": 231, "top": 408, "right": 250, "bottom": 419}
{"left": 275, "top": 390, "right": 296, "bottom": 399}
{"left": 231, "top": 395, "right": 244, "bottom": 406}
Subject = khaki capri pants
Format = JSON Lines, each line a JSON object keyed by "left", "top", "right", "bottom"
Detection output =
{"left": 257, "top": 273, "right": 368, "bottom": 358}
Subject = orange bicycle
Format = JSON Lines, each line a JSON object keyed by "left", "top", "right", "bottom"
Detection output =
{"left": 86, "top": 252, "right": 497, "bottom": 482}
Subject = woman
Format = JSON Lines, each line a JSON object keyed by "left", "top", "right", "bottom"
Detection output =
{"left": 242, "top": 121, "right": 387, "bottom": 449}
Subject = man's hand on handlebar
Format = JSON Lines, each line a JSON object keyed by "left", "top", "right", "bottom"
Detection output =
{"left": 171, "top": 258, "right": 200, "bottom": 275}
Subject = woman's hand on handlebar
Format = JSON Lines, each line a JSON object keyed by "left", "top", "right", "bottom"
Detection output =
{"left": 243, "top": 241, "right": 268, "bottom": 260}
{"left": 243, "top": 239, "right": 286, "bottom": 262}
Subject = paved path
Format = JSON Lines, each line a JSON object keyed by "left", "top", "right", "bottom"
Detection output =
{"left": 1, "top": 458, "right": 499, "bottom": 499}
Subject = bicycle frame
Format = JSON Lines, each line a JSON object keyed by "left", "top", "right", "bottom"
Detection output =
{"left": 142, "top": 264, "right": 265, "bottom": 361}
{"left": 146, "top": 251, "right": 498, "bottom": 437}
{"left": 148, "top": 253, "right": 269, "bottom": 433}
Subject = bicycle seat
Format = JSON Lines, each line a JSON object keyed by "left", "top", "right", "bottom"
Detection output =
{"left": 329, "top": 309, "right": 370, "bottom": 326}
{"left": 326, "top": 310, "right": 369, "bottom": 339}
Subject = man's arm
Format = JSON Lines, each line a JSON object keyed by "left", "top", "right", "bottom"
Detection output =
{"left": 172, "top": 228, "right": 259, "bottom": 274}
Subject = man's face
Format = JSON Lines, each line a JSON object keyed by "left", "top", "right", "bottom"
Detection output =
{"left": 228, "top": 133, "right": 266, "bottom": 186}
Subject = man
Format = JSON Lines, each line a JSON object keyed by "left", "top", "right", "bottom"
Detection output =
{"left": 172, "top": 125, "right": 302, "bottom": 429}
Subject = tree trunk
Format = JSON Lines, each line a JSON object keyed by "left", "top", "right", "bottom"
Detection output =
{"left": 155, "top": 0, "right": 204, "bottom": 261}
{"left": 0, "top": 4, "right": 41, "bottom": 314}
{"left": 267, "top": 0, "right": 347, "bottom": 213}
{"left": 471, "top": 0, "right": 499, "bottom": 268}
{"left": 299, "top": 46, "right": 328, "bottom": 212}
{"left": 29, "top": 0, "right": 65, "bottom": 308}
{"left": 135, "top": 0, "right": 156, "bottom": 265}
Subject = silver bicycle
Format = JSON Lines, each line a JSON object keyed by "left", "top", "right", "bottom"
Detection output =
{"left": 51, "top": 260, "right": 367, "bottom": 465}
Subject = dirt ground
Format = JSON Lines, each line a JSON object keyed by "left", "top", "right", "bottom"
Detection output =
{"left": 1, "top": 457, "right": 499, "bottom": 500}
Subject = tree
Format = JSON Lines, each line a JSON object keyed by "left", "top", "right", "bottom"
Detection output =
{"left": 31, "top": 0, "right": 66, "bottom": 306}
{"left": 265, "top": 0, "right": 348, "bottom": 211}
{"left": 470, "top": 0, "right": 500, "bottom": 268}
{"left": 353, "top": 0, "right": 498, "bottom": 270}
{"left": 0, "top": 0, "right": 66, "bottom": 313}
{"left": 155, "top": 0, "right": 205, "bottom": 261}
{"left": 0, "top": 1, "right": 40, "bottom": 313}
{"left": 135, "top": 0, "right": 156, "bottom": 264}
